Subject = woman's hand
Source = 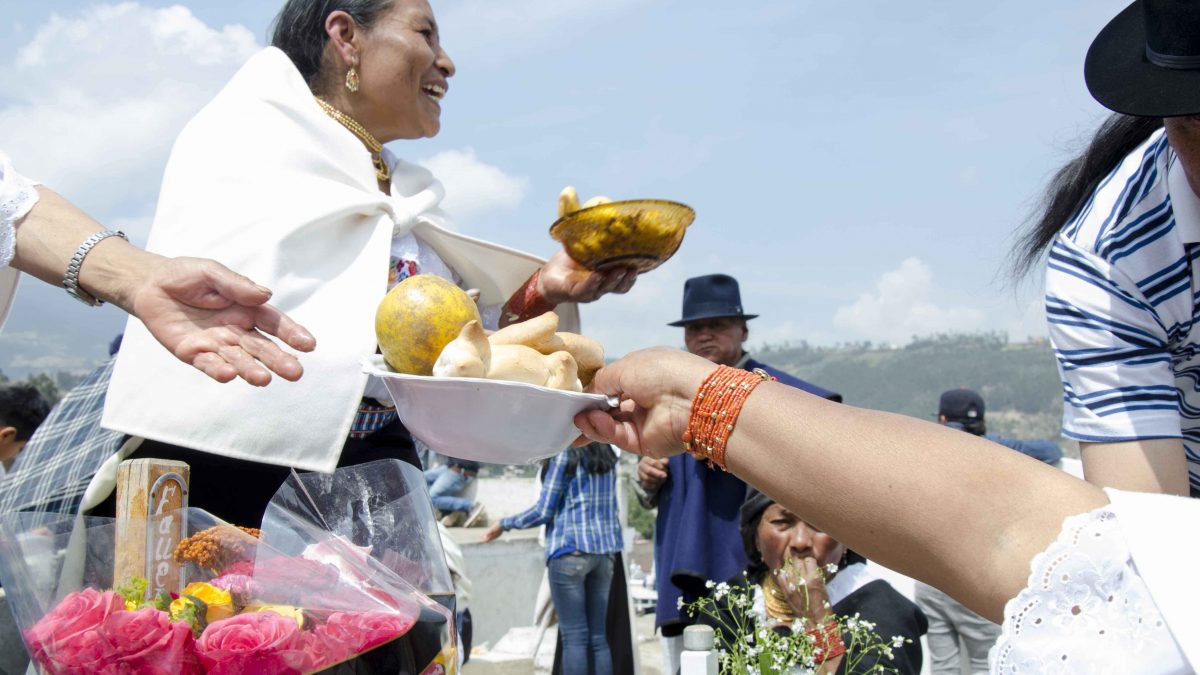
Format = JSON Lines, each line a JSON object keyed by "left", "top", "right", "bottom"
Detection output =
{"left": 126, "top": 256, "right": 316, "bottom": 386}
{"left": 775, "top": 556, "right": 833, "bottom": 627}
{"left": 537, "top": 249, "right": 638, "bottom": 305}
{"left": 481, "top": 523, "right": 503, "bottom": 543}
{"left": 574, "top": 348, "right": 715, "bottom": 458}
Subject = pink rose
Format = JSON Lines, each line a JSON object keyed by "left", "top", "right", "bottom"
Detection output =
{"left": 36, "top": 629, "right": 112, "bottom": 674}
{"left": 320, "top": 611, "right": 416, "bottom": 654}
{"left": 23, "top": 588, "right": 123, "bottom": 671}
{"left": 98, "top": 607, "right": 201, "bottom": 674}
{"left": 302, "top": 628, "right": 354, "bottom": 670}
{"left": 196, "top": 611, "right": 313, "bottom": 675}
{"left": 210, "top": 573, "right": 262, "bottom": 605}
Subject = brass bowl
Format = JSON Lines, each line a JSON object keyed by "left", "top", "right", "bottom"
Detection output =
{"left": 549, "top": 199, "right": 696, "bottom": 273}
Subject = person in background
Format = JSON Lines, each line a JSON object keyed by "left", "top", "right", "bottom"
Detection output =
{"left": 482, "top": 443, "right": 623, "bottom": 675}
{"left": 636, "top": 273, "right": 841, "bottom": 673}
{"left": 0, "top": 384, "right": 50, "bottom": 480}
{"left": 701, "top": 487, "right": 926, "bottom": 674}
{"left": 915, "top": 388, "right": 1063, "bottom": 674}
{"left": 936, "top": 388, "right": 1062, "bottom": 466}
{"left": 1013, "top": 0, "right": 1200, "bottom": 497}
{"left": 425, "top": 458, "right": 485, "bottom": 527}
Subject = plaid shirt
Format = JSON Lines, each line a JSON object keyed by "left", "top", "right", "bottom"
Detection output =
{"left": 500, "top": 451, "right": 623, "bottom": 560}
{"left": 0, "top": 359, "right": 125, "bottom": 514}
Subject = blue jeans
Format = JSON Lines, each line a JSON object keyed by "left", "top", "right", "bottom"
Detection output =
{"left": 548, "top": 552, "right": 613, "bottom": 675}
{"left": 424, "top": 465, "right": 474, "bottom": 513}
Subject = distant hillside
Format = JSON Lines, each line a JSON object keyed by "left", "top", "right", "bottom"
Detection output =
{"left": 755, "top": 333, "right": 1069, "bottom": 446}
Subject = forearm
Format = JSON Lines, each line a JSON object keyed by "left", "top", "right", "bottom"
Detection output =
{"left": 723, "top": 384, "right": 1108, "bottom": 622}
{"left": 1081, "top": 438, "right": 1190, "bottom": 495}
{"left": 11, "top": 186, "right": 159, "bottom": 312}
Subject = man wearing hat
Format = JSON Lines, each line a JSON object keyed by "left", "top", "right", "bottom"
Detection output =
{"left": 1019, "top": 0, "right": 1200, "bottom": 498}
{"left": 915, "top": 388, "right": 1063, "bottom": 674}
{"left": 636, "top": 273, "right": 841, "bottom": 672}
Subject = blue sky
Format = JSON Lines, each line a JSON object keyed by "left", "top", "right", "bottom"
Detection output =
{"left": 0, "top": 0, "right": 1130, "bottom": 375}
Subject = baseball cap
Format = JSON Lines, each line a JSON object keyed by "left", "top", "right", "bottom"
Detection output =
{"left": 938, "top": 389, "right": 984, "bottom": 422}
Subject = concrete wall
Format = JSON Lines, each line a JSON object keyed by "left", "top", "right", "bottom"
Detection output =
{"left": 453, "top": 527, "right": 546, "bottom": 649}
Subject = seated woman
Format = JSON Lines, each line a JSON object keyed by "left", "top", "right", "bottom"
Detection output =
{"left": 700, "top": 487, "right": 926, "bottom": 674}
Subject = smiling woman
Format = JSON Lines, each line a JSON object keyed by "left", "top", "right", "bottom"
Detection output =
{"left": 82, "top": 0, "right": 640, "bottom": 527}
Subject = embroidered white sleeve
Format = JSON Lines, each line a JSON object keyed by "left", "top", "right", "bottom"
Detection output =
{"left": 991, "top": 506, "right": 1187, "bottom": 674}
{"left": 0, "top": 153, "right": 40, "bottom": 268}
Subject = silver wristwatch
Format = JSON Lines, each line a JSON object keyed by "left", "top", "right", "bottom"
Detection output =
{"left": 63, "top": 230, "right": 128, "bottom": 306}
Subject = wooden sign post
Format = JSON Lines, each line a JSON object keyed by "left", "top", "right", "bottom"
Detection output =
{"left": 114, "top": 459, "right": 190, "bottom": 600}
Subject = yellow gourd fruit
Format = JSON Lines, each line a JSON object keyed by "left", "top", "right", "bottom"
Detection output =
{"left": 376, "top": 274, "right": 482, "bottom": 375}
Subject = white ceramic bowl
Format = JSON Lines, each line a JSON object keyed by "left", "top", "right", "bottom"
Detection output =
{"left": 362, "top": 356, "right": 616, "bottom": 464}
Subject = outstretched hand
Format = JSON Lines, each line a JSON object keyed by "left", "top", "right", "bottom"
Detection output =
{"left": 574, "top": 348, "right": 715, "bottom": 458}
{"left": 127, "top": 257, "right": 316, "bottom": 386}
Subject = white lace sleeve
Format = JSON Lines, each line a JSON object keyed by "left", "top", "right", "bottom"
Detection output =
{"left": 0, "top": 152, "right": 39, "bottom": 269}
{"left": 991, "top": 506, "right": 1189, "bottom": 674}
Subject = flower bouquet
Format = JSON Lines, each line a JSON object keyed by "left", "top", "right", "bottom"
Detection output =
{"left": 0, "top": 459, "right": 457, "bottom": 674}
{"left": 683, "top": 575, "right": 910, "bottom": 675}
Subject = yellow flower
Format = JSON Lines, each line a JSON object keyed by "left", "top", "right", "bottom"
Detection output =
{"left": 172, "top": 582, "right": 235, "bottom": 624}
{"left": 244, "top": 604, "right": 305, "bottom": 628}
{"left": 124, "top": 600, "right": 138, "bottom": 611}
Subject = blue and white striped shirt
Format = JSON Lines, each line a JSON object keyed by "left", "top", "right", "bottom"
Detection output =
{"left": 1045, "top": 128, "right": 1200, "bottom": 492}
{"left": 499, "top": 450, "right": 623, "bottom": 561}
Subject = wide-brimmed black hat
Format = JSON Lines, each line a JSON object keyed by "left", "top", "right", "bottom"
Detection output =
{"left": 1085, "top": 0, "right": 1200, "bottom": 117}
{"left": 668, "top": 274, "right": 758, "bottom": 327}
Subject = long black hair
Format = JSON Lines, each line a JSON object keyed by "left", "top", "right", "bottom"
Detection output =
{"left": 540, "top": 443, "right": 618, "bottom": 481}
{"left": 270, "top": 0, "right": 395, "bottom": 86}
{"left": 1010, "top": 114, "right": 1164, "bottom": 278}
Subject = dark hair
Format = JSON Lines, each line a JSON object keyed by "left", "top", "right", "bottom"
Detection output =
{"left": 540, "top": 443, "right": 618, "bottom": 481}
{"left": 1010, "top": 114, "right": 1164, "bottom": 278}
{"left": 740, "top": 487, "right": 866, "bottom": 585}
{"left": 270, "top": 0, "right": 395, "bottom": 86}
{"left": 0, "top": 384, "right": 51, "bottom": 441}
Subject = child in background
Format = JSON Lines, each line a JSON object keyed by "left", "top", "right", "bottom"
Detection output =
{"left": 0, "top": 384, "right": 50, "bottom": 480}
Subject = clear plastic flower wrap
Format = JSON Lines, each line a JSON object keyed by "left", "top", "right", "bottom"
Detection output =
{"left": 0, "top": 459, "right": 457, "bottom": 674}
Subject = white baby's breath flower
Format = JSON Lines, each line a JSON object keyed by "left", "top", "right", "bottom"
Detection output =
{"left": 705, "top": 579, "right": 716, "bottom": 589}
{"left": 676, "top": 597, "right": 684, "bottom": 609}
{"left": 824, "top": 563, "right": 839, "bottom": 575}
{"left": 891, "top": 635, "right": 906, "bottom": 648}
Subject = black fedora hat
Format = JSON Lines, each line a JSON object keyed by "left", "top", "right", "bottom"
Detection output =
{"left": 1085, "top": 0, "right": 1200, "bottom": 117}
{"left": 668, "top": 274, "right": 758, "bottom": 327}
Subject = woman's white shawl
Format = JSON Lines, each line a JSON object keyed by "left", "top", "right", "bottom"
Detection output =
{"left": 102, "top": 47, "right": 577, "bottom": 473}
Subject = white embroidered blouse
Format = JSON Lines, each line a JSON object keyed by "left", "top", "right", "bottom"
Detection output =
{"left": 991, "top": 488, "right": 1199, "bottom": 673}
{"left": 0, "top": 151, "right": 38, "bottom": 330}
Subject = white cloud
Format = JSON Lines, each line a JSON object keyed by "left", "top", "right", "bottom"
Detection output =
{"left": 0, "top": 3, "right": 259, "bottom": 215}
{"left": 832, "top": 257, "right": 986, "bottom": 345}
{"left": 418, "top": 148, "right": 529, "bottom": 224}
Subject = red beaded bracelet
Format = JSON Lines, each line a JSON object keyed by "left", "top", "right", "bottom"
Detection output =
{"left": 682, "top": 365, "right": 774, "bottom": 471}
{"left": 806, "top": 620, "right": 846, "bottom": 663}
{"left": 502, "top": 269, "right": 556, "bottom": 325}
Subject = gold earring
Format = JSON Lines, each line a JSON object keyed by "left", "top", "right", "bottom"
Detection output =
{"left": 345, "top": 66, "right": 360, "bottom": 93}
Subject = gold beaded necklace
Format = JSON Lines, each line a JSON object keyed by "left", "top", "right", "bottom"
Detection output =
{"left": 760, "top": 574, "right": 799, "bottom": 622}
{"left": 314, "top": 97, "right": 391, "bottom": 183}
